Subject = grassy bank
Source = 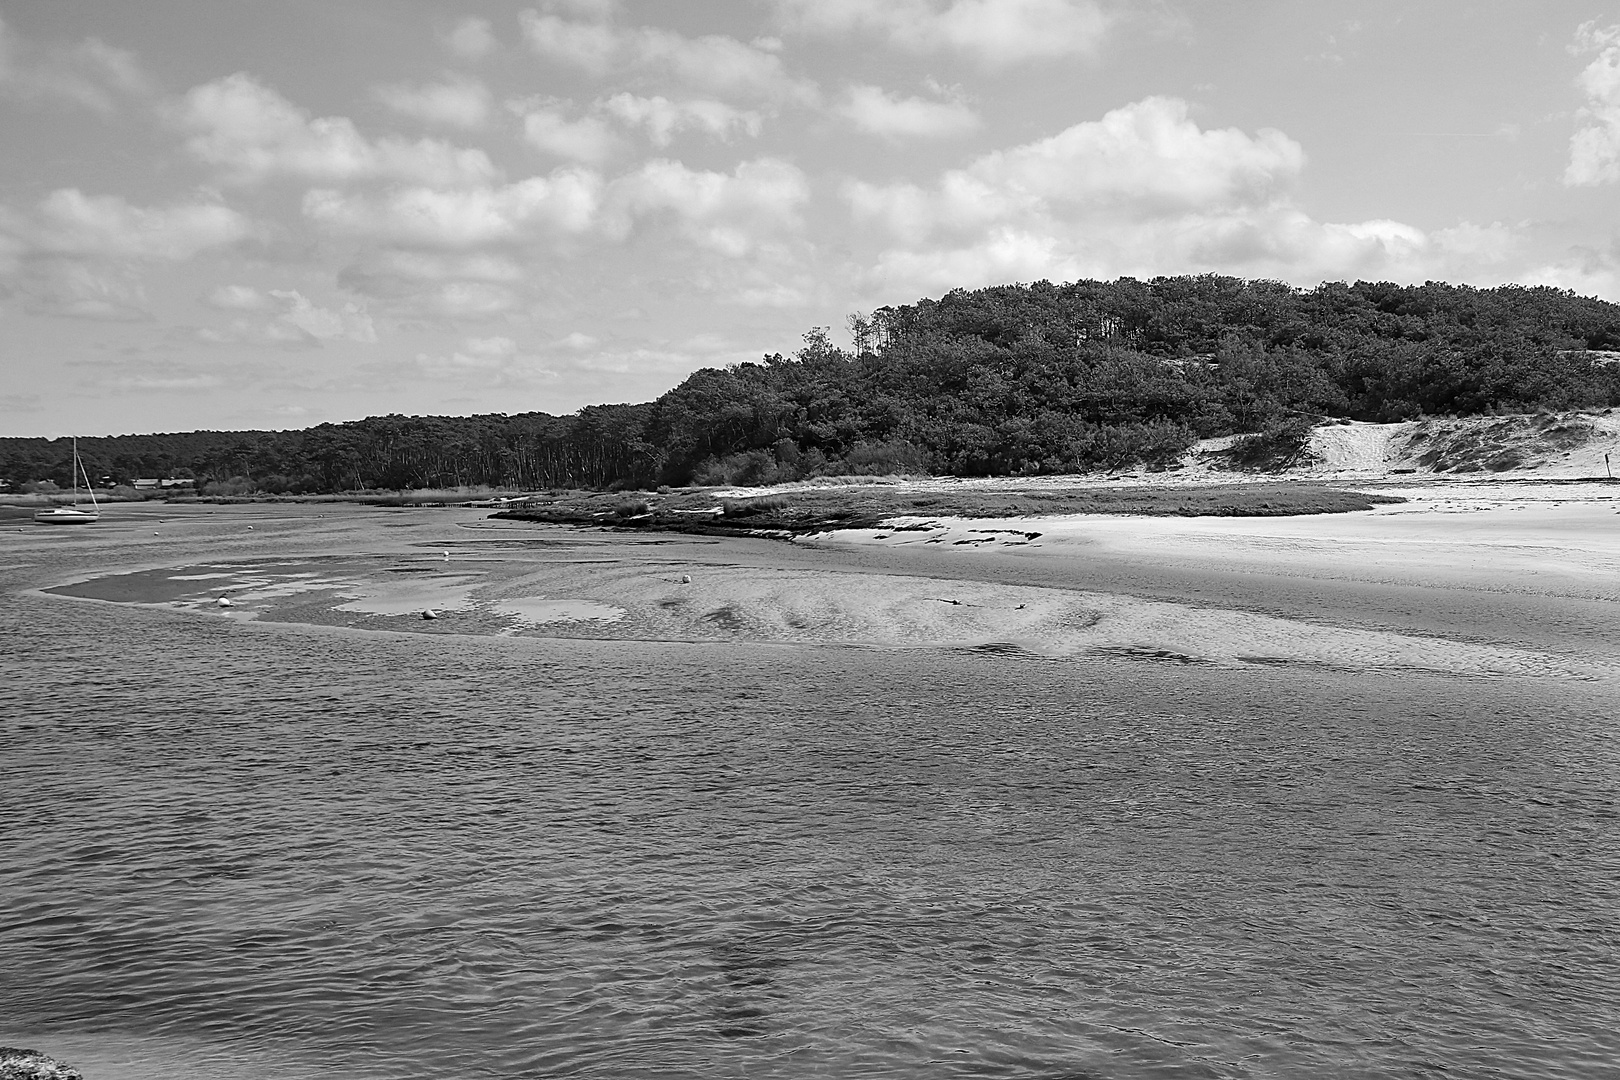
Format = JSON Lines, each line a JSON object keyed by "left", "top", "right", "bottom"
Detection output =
{"left": 494, "top": 483, "right": 1405, "bottom": 537}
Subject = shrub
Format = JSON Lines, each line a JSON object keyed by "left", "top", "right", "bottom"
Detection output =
{"left": 693, "top": 450, "right": 784, "bottom": 487}
{"left": 721, "top": 494, "right": 789, "bottom": 517}
{"left": 1226, "top": 417, "right": 1316, "bottom": 470}
{"left": 842, "top": 439, "right": 930, "bottom": 476}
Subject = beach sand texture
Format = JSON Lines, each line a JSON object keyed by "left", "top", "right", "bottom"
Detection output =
{"left": 28, "top": 479, "right": 1620, "bottom": 684}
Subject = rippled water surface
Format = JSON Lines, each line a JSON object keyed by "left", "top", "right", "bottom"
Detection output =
{"left": 4, "top": 510, "right": 1619, "bottom": 1079}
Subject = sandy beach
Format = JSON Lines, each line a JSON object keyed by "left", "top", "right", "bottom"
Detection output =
{"left": 18, "top": 476, "right": 1620, "bottom": 686}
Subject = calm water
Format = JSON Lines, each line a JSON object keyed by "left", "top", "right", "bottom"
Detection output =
{"left": 3, "top": 513, "right": 1618, "bottom": 1079}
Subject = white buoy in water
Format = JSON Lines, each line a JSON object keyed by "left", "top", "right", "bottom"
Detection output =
{"left": 443, "top": 550, "right": 450, "bottom": 561}
{"left": 422, "top": 609, "right": 439, "bottom": 620}
{"left": 680, "top": 574, "right": 691, "bottom": 584}
{"left": 217, "top": 597, "right": 233, "bottom": 607}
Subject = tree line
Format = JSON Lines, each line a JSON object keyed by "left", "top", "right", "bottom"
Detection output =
{"left": 7, "top": 276, "right": 1620, "bottom": 493}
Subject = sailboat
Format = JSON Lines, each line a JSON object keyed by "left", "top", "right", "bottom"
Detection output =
{"left": 34, "top": 438, "right": 101, "bottom": 525}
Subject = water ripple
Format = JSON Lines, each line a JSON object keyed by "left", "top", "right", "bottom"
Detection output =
{"left": 3, "top": 584, "right": 1618, "bottom": 1079}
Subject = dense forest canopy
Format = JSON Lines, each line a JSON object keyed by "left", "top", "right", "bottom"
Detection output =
{"left": 7, "top": 276, "right": 1620, "bottom": 493}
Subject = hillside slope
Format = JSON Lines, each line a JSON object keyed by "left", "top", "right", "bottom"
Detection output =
{"left": 1187, "top": 412, "right": 1620, "bottom": 480}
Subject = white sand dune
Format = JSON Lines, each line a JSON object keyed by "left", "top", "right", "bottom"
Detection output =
{"left": 1178, "top": 411, "right": 1620, "bottom": 481}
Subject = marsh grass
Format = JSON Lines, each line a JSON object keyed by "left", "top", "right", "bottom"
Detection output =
{"left": 498, "top": 482, "right": 1404, "bottom": 536}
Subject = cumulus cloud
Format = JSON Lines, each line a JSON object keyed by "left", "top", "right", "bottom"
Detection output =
{"left": 839, "top": 84, "right": 979, "bottom": 139}
{"left": 519, "top": 7, "right": 622, "bottom": 75}
{"left": 606, "top": 157, "right": 810, "bottom": 255}
{"left": 770, "top": 0, "right": 1109, "bottom": 66}
{"left": 1521, "top": 237, "right": 1620, "bottom": 300}
{"left": 15, "top": 261, "right": 154, "bottom": 321}
{"left": 303, "top": 155, "right": 807, "bottom": 260}
{"left": 1566, "top": 22, "right": 1620, "bottom": 186}
{"left": 177, "top": 73, "right": 499, "bottom": 186}
{"left": 336, "top": 251, "right": 530, "bottom": 321}
{"left": 0, "top": 189, "right": 250, "bottom": 321}
{"left": 602, "top": 93, "right": 761, "bottom": 145}
{"left": 340, "top": 250, "right": 526, "bottom": 289}
{"left": 510, "top": 99, "right": 623, "bottom": 162}
{"left": 0, "top": 15, "right": 153, "bottom": 114}
{"left": 303, "top": 169, "right": 603, "bottom": 247}
{"left": 374, "top": 74, "right": 491, "bottom": 129}
{"left": 271, "top": 290, "right": 377, "bottom": 342}
{"left": 842, "top": 96, "right": 1505, "bottom": 295}
{"left": 205, "top": 283, "right": 275, "bottom": 310}
{"left": 411, "top": 334, "right": 556, "bottom": 382}
{"left": 1, "top": 189, "right": 251, "bottom": 264}
{"left": 197, "top": 289, "right": 377, "bottom": 348}
{"left": 519, "top": 5, "right": 816, "bottom": 103}
{"left": 846, "top": 97, "right": 1302, "bottom": 245}
{"left": 444, "top": 17, "right": 498, "bottom": 60}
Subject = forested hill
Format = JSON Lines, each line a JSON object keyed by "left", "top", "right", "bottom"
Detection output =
{"left": 7, "top": 276, "right": 1620, "bottom": 493}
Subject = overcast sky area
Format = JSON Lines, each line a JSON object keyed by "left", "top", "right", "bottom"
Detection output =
{"left": 5, "top": 1, "right": 1620, "bottom": 436}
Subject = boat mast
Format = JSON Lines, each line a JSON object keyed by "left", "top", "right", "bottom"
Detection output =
{"left": 77, "top": 438, "right": 99, "bottom": 511}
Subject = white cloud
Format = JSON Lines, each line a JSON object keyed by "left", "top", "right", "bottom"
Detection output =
{"left": 178, "top": 73, "right": 499, "bottom": 186}
{"left": 842, "top": 96, "right": 1506, "bottom": 295}
{"left": 1521, "top": 237, "right": 1620, "bottom": 301}
{"left": 205, "top": 284, "right": 274, "bottom": 310}
{"left": 840, "top": 84, "right": 979, "bottom": 139}
{"left": 421, "top": 283, "right": 523, "bottom": 317}
{"left": 519, "top": 6, "right": 816, "bottom": 103}
{"left": 271, "top": 290, "right": 377, "bottom": 342}
{"left": 197, "top": 289, "right": 377, "bottom": 347}
{"left": 1566, "top": 22, "right": 1620, "bottom": 186}
{"left": 519, "top": 7, "right": 622, "bottom": 76}
{"left": 341, "top": 250, "right": 526, "bottom": 287}
{"left": 303, "top": 169, "right": 603, "bottom": 247}
{"left": 3, "top": 189, "right": 251, "bottom": 262}
{"left": 971, "top": 96, "right": 1302, "bottom": 212}
{"left": 0, "top": 190, "right": 249, "bottom": 323}
{"left": 846, "top": 97, "right": 1302, "bottom": 246}
{"left": 633, "top": 27, "right": 816, "bottom": 103}
{"left": 374, "top": 75, "right": 491, "bottom": 129}
{"left": 445, "top": 17, "right": 498, "bottom": 60}
{"left": 412, "top": 334, "right": 556, "bottom": 382}
{"left": 304, "top": 156, "right": 807, "bottom": 258}
{"left": 771, "top": 0, "right": 1109, "bottom": 66}
{"left": 601, "top": 93, "right": 761, "bottom": 145}
{"left": 15, "top": 260, "right": 154, "bottom": 321}
{"left": 607, "top": 158, "right": 810, "bottom": 255}
{"left": 510, "top": 99, "right": 623, "bottom": 162}
{"left": 0, "top": 15, "right": 153, "bottom": 114}
{"left": 336, "top": 252, "right": 531, "bottom": 321}
{"left": 463, "top": 335, "right": 518, "bottom": 359}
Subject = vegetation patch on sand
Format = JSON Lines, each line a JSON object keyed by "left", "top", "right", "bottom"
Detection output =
{"left": 494, "top": 482, "right": 1404, "bottom": 537}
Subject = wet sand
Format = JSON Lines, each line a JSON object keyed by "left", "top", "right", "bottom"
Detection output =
{"left": 14, "top": 482, "right": 1620, "bottom": 683}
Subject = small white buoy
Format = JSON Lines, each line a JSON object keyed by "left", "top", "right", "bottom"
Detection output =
{"left": 443, "top": 550, "right": 450, "bottom": 561}
{"left": 246, "top": 525, "right": 254, "bottom": 530}
{"left": 680, "top": 574, "right": 691, "bottom": 584}
{"left": 422, "top": 609, "right": 438, "bottom": 620}
{"left": 217, "top": 597, "right": 233, "bottom": 607}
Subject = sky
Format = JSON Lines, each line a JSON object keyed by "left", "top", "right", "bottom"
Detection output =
{"left": 4, "top": 1, "right": 1620, "bottom": 437}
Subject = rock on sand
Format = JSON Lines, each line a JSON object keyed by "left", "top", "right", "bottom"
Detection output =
{"left": 0, "top": 1047, "right": 85, "bottom": 1080}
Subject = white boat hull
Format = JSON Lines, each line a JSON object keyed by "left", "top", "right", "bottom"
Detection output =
{"left": 34, "top": 508, "right": 100, "bottom": 525}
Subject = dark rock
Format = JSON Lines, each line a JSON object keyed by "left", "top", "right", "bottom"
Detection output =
{"left": 0, "top": 1047, "right": 86, "bottom": 1080}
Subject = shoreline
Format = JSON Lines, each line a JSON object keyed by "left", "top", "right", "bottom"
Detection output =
{"left": 10, "top": 481, "right": 1618, "bottom": 683}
